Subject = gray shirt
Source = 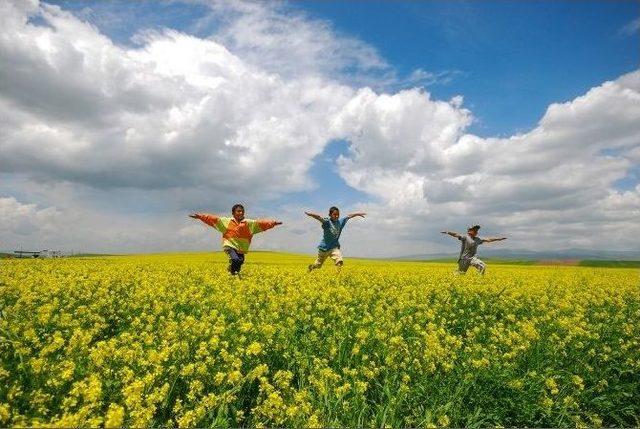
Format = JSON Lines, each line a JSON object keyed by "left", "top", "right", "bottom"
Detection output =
{"left": 458, "top": 235, "right": 485, "bottom": 261}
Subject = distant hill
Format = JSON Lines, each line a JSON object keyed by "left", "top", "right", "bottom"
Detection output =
{"left": 0, "top": 250, "right": 117, "bottom": 258}
{"left": 3, "top": 248, "right": 638, "bottom": 263}
{"left": 399, "top": 248, "right": 640, "bottom": 261}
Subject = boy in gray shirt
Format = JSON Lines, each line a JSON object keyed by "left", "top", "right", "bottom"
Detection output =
{"left": 441, "top": 225, "right": 507, "bottom": 274}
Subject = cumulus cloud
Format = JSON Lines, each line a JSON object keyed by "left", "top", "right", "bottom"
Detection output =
{"left": 331, "top": 71, "right": 640, "bottom": 254}
{"left": 0, "top": 0, "right": 353, "bottom": 196}
{"left": 0, "top": 197, "right": 63, "bottom": 248}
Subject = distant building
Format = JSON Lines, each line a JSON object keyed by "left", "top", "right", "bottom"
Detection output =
{"left": 13, "top": 250, "right": 64, "bottom": 258}
{"left": 13, "top": 250, "right": 40, "bottom": 258}
{"left": 40, "top": 250, "right": 63, "bottom": 258}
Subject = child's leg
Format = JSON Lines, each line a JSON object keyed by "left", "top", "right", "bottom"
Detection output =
{"left": 224, "top": 247, "right": 233, "bottom": 273}
{"left": 470, "top": 257, "right": 486, "bottom": 275}
{"left": 225, "top": 248, "right": 244, "bottom": 274}
{"left": 236, "top": 252, "right": 245, "bottom": 273}
{"left": 309, "top": 250, "right": 329, "bottom": 271}
{"left": 329, "top": 248, "right": 344, "bottom": 267}
{"left": 457, "top": 259, "right": 470, "bottom": 274}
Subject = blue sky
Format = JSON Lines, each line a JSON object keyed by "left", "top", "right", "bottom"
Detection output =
{"left": 301, "top": 1, "right": 640, "bottom": 136}
{"left": 1, "top": 0, "right": 639, "bottom": 255}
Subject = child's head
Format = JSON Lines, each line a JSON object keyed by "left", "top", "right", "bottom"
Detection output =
{"left": 329, "top": 206, "right": 340, "bottom": 221}
{"left": 467, "top": 224, "right": 480, "bottom": 237}
{"left": 231, "top": 204, "right": 245, "bottom": 221}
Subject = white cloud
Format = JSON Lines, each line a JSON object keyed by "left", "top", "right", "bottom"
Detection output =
{"left": 330, "top": 71, "right": 640, "bottom": 254}
{"left": 204, "top": 0, "right": 390, "bottom": 80}
{"left": 0, "top": 197, "right": 63, "bottom": 247}
{"left": 196, "top": 0, "right": 458, "bottom": 90}
{"left": 619, "top": 16, "right": 640, "bottom": 36}
{"left": 0, "top": 0, "right": 353, "bottom": 196}
{"left": 332, "top": 87, "right": 473, "bottom": 208}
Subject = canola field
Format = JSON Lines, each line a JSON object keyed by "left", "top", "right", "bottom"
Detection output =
{"left": 1, "top": 252, "right": 639, "bottom": 428}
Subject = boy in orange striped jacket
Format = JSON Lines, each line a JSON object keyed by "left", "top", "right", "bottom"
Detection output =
{"left": 190, "top": 204, "right": 282, "bottom": 276}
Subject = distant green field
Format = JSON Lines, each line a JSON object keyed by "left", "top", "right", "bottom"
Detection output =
{"left": 414, "top": 258, "right": 538, "bottom": 266}
{"left": 398, "top": 257, "right": 639, "bottom": 267}
{"left": 579, "top": 260, "right": 640, "bottom": 268}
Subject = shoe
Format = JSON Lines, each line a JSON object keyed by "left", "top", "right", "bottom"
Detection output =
{"left": 308, "top": 264, "right": 314, "bottom": 273}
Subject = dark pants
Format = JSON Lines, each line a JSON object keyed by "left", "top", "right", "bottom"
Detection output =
{"left": 224, "top": 247, "right": 245, "bottom": 274}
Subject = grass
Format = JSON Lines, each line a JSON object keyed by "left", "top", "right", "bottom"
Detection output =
{"left": 579, "top": 260, "right": 640, "bottom": 268}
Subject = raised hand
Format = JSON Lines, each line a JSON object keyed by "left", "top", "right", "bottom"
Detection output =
{"left": 304, "top": 211, "right": 323, "bottom": 222}
{"left": 348, "top": 212, "right": 367, "bottom": 219}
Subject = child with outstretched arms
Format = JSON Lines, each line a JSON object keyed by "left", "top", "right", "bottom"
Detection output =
{"left": 305, "top": 206, "right": 366, "bottom": 272}
{"left": 190, "top": 204, "right": 282, "bottom": 276}
{"left": 441, "top": 224, "right": 506, "bottom": 275}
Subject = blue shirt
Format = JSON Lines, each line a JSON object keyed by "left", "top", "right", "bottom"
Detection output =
{"left": 318, "top": 217, "right": 348, "bottom": 251}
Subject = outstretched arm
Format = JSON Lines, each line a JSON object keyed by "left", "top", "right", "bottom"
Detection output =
{"left": 189, "top": 213, "right": 220, "bottom": 228}
{"left": 483, "top": 237, "right": 507, "bottom": 243}
{"left": 251, "top": 219, "right": 283, "bottom": 234}
{"left": 441, "top": 231, "right": 462, "bottom": 239}
{"left": 346, "top": 212, "right": 367, "bottom": 219}
{"left": 304, "top": 211, "right": 324, "bottom": 223}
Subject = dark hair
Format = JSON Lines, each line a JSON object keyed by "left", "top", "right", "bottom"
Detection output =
{"left": 231, "top": 204, "right": 245, "bottom": 213}
{"left": 329, "top": 206, "right": 339, "bottom": 215}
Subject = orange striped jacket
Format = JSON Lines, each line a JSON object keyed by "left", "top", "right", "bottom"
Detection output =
{"left": 195, "top": 214, "right": 278, "bottom": 254}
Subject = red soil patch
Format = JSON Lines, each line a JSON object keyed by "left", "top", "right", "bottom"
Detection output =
{"left": 537, "top": 259, "right": 581, "bottom": 266}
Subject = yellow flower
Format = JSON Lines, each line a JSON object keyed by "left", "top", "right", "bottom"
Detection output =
{"left": 545, "top": 377, "right": 559, "bottom": 395}
{"left": 335, "top": 382, "right": 351, "bottom": 396}
{"left": 307, "top": 413, "right": 321, "bottom": 427}
{"left": 508, "top": 379, "right": 524, "bottom": 390}
{"left": 3, "top": 252, "right": 639, "bottom": 427}
{"left": 227, "top": 370, "right": 242, "bottom": 384}
{"left": 246, "top": 341, "right": 263, "bottom": 356}
{"left": 571, "top": 374, "right": 585, "bottom": 390}
{"left": 0, "top": 404, "right": 10, "bottom": 424}
{"left": 214, "top": 371, "right": 226, "bottom": 385}
{"left": 437, "top": 414, "right": 450, "bottom": 427}
{"left": 104, "top": 404, "right": 125, "bottom": 428}
{"left": 589, "top": 414, "right": 603, "bottom": 428}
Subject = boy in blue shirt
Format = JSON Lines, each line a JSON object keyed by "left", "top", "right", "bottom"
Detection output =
{"left": 305, "top": 206, "right": 366, "bottom": 271}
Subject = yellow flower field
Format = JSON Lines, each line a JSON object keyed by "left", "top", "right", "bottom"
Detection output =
{"left": 1, "top": 253, "right": 639, "bottom": 427}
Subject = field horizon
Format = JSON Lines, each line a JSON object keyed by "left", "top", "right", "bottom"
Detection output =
{"left": 3, "top": 250, "right": 640, "bottom": 268}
